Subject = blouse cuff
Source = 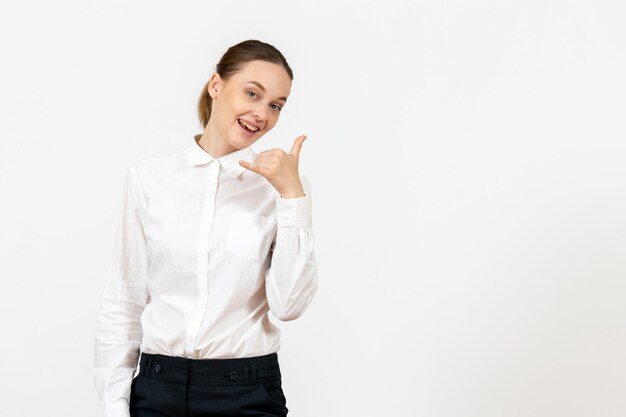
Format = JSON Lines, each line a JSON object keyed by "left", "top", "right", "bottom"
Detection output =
{"left": 275, "top": 194, "right": 311, "bottom": 227}
{"left": 103, "top": 399, "right": 130, "bottom": 417}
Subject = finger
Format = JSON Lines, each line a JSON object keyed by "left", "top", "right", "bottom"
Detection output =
{"left": 289, "top": 135, "right": 307, "bottom": 159}
{"left": 239, "top": 159, "right": 260, "bottom": 173}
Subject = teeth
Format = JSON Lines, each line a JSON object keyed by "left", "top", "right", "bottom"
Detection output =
{"left": 239, "top": 119, "right": 259, "bottom": 132}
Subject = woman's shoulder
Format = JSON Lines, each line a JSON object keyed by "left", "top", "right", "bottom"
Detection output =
{"left": 129, "top": 150, "right": 184, "bottom": 175}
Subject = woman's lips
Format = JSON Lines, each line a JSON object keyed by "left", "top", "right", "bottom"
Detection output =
{"left": 237, "top": 119, "right": 256, "bottom": 137}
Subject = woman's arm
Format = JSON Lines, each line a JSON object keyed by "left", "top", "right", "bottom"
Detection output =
{"left": 264, "top": 175, "right": 319, "bottom": 321}
{"left": 93, "top": 166, "right": 150, "bottom": 417}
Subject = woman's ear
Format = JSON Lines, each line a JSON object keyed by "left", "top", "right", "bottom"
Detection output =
{"left": 207, "top": 72, "right": 222, "bottom": 99}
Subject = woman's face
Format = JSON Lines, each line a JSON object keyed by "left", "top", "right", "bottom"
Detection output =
{"left": 208, "top": 60, "right": 292, "bottom": 149}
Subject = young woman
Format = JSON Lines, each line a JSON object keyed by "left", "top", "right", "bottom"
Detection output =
{"left": 93, "top": 39, "right": 318, "bottom": 417}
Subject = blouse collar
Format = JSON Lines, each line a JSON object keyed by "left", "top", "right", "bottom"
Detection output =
{"left": 183, "top": 134, "right": 258, "bottom": 179}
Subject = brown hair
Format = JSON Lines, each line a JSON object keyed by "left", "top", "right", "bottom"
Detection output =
{"left": 197, "top": 39, "right": 294, "bottom": 129}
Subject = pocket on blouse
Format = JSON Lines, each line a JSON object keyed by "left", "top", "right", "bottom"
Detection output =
{"left": 226, "top": 212, "right": 275, "bottom": 261}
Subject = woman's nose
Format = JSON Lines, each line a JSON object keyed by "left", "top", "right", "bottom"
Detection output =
{"left": 252, "top": 105, "right": 268, "bottom": 122}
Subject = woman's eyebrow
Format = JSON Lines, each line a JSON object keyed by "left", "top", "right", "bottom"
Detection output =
{"left": 247, "top": 81, "right": 288, "bottom": 102}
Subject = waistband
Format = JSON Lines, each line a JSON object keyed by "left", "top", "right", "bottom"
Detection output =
{"left": 138, "top": 351, "right": 281, "bottom": 386}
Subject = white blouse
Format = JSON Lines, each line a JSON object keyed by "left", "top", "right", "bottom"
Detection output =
{"left": 92, "top": 134, "right": 318, "bottom": 417}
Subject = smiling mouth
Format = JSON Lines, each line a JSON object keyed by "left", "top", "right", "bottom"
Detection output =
{"left": 237, "top": 118, "right": 260, "bottom": 133}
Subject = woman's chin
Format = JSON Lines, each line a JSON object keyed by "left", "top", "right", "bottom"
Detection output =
{"left": 234, "top": 130, "right": 262, "bottom": 147}
{"left": 230, "top": 135, "right": 255, "bottom": 149}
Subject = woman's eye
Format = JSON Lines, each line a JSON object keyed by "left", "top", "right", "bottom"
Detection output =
{"left": 248, "top": 91, "right": 280, "bottom": 111}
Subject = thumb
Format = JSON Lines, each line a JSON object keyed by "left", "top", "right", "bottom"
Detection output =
{"left": 289, "top": 135, "right": 307, "bottom": 159}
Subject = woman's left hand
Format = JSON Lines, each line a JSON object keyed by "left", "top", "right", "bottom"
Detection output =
{"left": 238, "top": 135, "right": 307, "bottom": 198}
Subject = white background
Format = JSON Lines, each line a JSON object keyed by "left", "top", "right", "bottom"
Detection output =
{"left": 0, "top": 1, "right": 625, "bottom": 416}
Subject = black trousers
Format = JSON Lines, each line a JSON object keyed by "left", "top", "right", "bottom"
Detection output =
{"left": 130, "top": 351, "right": 289, "bottom": 417}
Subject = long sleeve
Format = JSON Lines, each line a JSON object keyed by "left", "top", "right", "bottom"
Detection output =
{"left": 265, "top": 175, "right": 319, "bottom": 321}
{"left": 93, "top": 167, "right": 150, "bottom": 417}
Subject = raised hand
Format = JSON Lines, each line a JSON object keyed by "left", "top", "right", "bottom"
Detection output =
{"left": 239, "top": 135, "right": 307, "bottom": 198}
